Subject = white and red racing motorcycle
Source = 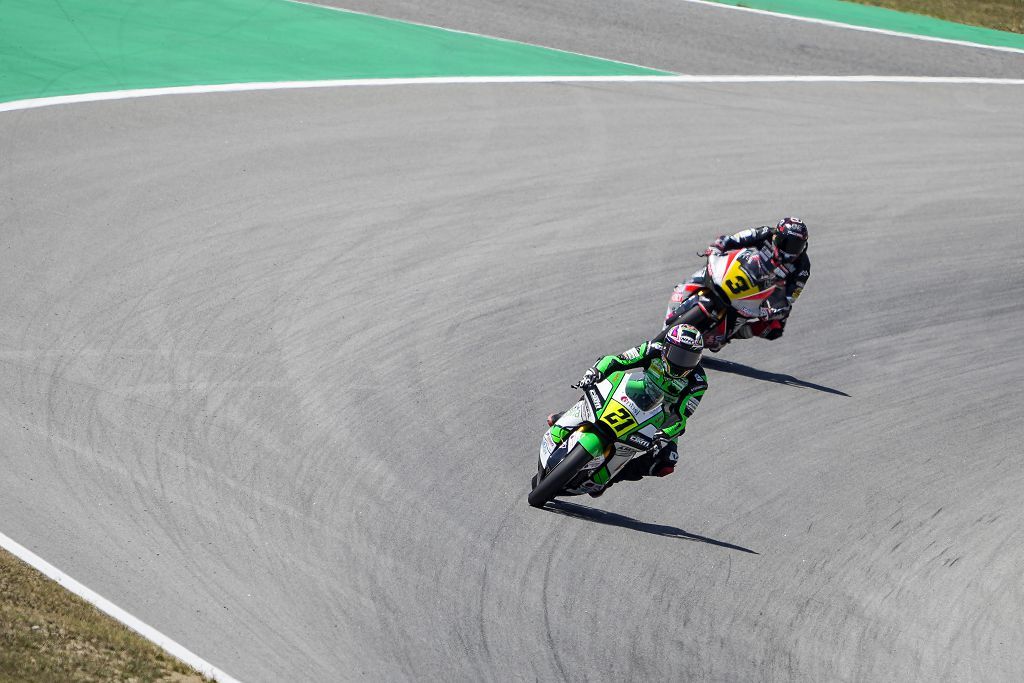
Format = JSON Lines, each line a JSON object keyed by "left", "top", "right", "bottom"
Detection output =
{"left": 657, "top": 248, "right": 785, "bottom": 348}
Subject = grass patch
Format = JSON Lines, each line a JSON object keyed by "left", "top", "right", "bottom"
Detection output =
{"left": 0, "top": 547, "right": 208, "bottom": 682}
{"left": 845, "top": 0, "right": 1024, "bottom": 33}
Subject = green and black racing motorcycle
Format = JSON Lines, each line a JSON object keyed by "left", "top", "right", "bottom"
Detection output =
{"left": 528, "top": 369, "right": 669, "bottom": 508}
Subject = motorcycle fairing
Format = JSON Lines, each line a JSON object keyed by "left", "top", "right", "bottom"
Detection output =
{"left": 538, "top": 371, "right": 665, "bottom": 494}
{"left": 707, "top": 250, "right": 777, "bottom": 318}
{"left": 539, "top": 396, "right": 594, "bottom": 468}
{"left": 593, "top": 372, "right": 665, "bottom": 439}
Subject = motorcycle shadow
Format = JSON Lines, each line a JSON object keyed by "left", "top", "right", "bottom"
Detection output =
{"left": 546, "top": 500, "right": 758, "bottom": 554}
{"left": 701, "top": 358, "right": 849, "bottom": 397}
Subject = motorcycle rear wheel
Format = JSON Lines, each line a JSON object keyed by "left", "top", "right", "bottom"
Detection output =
{"left": 527, "top": 443, "right": 594, "bottom": 508}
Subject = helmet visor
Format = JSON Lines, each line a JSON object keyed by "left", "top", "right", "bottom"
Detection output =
{"left": 775, "top": 233, "right": 806, "bottom": 259}
{"left": 663, "top": 344, "right": 700, "bottom": 378}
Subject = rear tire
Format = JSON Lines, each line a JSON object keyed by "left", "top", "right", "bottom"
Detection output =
{"left": 527, "top": 443, "right": 595, "bottom": 508}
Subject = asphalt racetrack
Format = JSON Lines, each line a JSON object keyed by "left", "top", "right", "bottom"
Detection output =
{"left": 2, "top": 4, "right": 1024, "bottom": 681}
{"left": 322, "top": 0, "right": 1024, "bottom": 77}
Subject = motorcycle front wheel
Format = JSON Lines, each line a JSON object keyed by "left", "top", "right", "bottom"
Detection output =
{"left": 657, "top": 299, "right": 722, "bottom": 341}
{"left": 527, "top": 443, "right": 594, "bottom": 508}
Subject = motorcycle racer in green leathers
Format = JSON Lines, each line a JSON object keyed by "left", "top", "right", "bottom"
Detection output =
{"left": 545, "top": 324, "right": 708, "bottom": 496}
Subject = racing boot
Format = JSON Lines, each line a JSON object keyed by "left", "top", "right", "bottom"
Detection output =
{"left": 588, "top": 475, "right": 631, "bottom": 497}
{"left": 750, "top": 319, "right": 785, "bottom": 340}
{"left": 592, "top": 446, "right": 678, "bottom": 497}
{"left": 588, "top": 457, "right": 648, "bottom": 497}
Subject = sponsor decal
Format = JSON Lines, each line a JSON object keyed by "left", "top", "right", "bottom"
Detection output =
{"left": 579, "top": 398, "right": 595, "bottom": 423}
{"left": 627, "top": 433, "right": 651, "bottom": 449}
{"left": 617, "top": 393, "right": 639, "bottom": 413}
{"left": 620, "top": 348, "right": 641, "bottom": 361}
{"left": 586, "top": 388, "right": 602, "bottom": 408}
{"left": 686, "top": 397, "right": 700, "bottom": 413}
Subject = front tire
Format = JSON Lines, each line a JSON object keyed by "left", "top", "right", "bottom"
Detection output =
{"left": 657, "top": 299, "right": 719, "bottom": 341}
{"left": 677, "top": 304, "right": 717, "bottom": 330}
{"left": 527, "top": 444, "right": 594, "bottom": 508}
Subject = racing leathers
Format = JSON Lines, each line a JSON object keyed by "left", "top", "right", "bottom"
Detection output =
{"left": 546, "top": 340, "right": 708, "bottom": 492}
{"left": 667, "top": 225, "right": 810, "bottom": 350}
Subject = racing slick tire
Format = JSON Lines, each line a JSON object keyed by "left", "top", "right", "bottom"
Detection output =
{"left": 528, "top": 443, "right": 593, "bottom": 508}
{"left": 657, "top": 300, "right": 720, "bottom": 342}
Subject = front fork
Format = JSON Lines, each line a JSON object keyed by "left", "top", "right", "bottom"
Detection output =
{"left": 543, "top": 422, "right": 611, "bottom": 472}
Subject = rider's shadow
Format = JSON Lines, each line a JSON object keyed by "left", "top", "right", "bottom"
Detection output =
{"left": 701, "top": 358, "right": 849, "bottom": 397}
{"left": 546, "top": 500, "right": 758, "bottom": 554}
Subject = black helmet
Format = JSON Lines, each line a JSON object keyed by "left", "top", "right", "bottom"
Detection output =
{"left": 772, "top": 217, "right": 808, "bottom": 264}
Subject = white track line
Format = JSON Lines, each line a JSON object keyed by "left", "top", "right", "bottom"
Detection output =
{"left": 3, "top": 8, "right": 1014, "bottom": 680}
{"left": 293, "top": 0, "right": 1024, "bottom": 57}
{"left": 669, "top": 0, "right": 1024, "bottom": 55}
{"left": 0, "top": 530, "right": 242, "bottom": 683}
{"left": 285, "top": 0, "right": 669, "bottom": 74}
{"left": 2, "top": 75, "right": 1023, "bottom": 113}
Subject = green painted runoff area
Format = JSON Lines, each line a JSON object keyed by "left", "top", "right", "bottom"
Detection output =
{"left": 0, "top": 0, "right": 668, "bottom": 105}
{"left": 707, "top": 0, "right": 1024, "bottom": 50}
{"left": 1, "top": 0, "right": 1022, "bottom": 106}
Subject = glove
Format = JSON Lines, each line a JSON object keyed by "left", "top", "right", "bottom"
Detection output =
{"left": 649, "top": 434, "right": 679, "bottom": 477}
{"left": 761, "top": 302, "right": 789, "bottom": 321}
{"left": 651, "top": 429, "right": 672, "bottom": 452}
{"left": 573, "top": 367, "right": 601, "bottom": 389}
{"left": 704, "top": 236, "right": 729, "bottom": 254}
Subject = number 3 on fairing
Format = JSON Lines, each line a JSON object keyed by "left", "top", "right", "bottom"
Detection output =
{"left": 725, "top": 275, "right": 751, "bottom": 295}
{"left": 603, "top": 406, "right": 637, "bottom": 436}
